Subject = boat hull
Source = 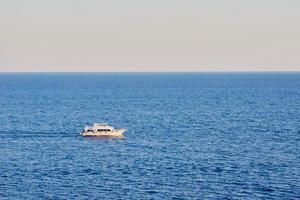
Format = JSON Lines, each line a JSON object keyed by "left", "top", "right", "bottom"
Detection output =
{"left": 80, "top": 129, "right": 125, "bottom": 138}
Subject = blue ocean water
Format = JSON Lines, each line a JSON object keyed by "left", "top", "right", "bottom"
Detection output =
{"left": 0, "top": 73, "right": 299, "bottom": 199}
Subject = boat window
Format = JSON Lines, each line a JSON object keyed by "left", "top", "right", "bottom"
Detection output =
{"left": 96, "top": 129, "right": 111, "bottom": 131}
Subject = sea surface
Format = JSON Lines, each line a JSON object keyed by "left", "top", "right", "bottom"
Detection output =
{"left": 0, "top": 73, "right": 299, "bottom": 199}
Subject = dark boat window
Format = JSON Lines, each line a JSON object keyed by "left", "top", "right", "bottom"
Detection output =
{"left": 96, "top": 129, "right": 111, "bottom": 131}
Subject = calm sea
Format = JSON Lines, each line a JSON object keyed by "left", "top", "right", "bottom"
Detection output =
{"left": 0, "top": 73, "right": 299, "bottom": 199}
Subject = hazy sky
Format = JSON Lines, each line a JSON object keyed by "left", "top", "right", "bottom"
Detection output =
{"left": 0, "top": 0, "right": 299, "bottom": 72}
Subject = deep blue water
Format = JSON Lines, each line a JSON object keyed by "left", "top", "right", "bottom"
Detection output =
{"left": 0, "top": 73, "right": 299, "bottom": 199}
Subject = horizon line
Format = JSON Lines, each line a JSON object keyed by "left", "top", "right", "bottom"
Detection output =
{"left": 0, "top": 70, "right": 299, "bottom": 73}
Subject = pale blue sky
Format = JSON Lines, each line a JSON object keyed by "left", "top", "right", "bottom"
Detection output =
{"left": 0, "top": 0, "right": 299, "bottom": 72}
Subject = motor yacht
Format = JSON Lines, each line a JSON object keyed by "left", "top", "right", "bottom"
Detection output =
{"left": 80, "top": 123, "right": 125, "bottom": 138}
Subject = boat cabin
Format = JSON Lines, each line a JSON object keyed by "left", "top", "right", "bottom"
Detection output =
{"left": 84, "top": 123, "right": 114, "bottom": 132}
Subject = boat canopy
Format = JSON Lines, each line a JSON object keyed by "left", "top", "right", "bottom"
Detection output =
{"left": 84, "top": 123, "right": 114, "bottom": 131}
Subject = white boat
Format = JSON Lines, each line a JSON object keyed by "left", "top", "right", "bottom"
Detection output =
{"left": 80, "top": 123, "right": 126, "bottom": 138}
